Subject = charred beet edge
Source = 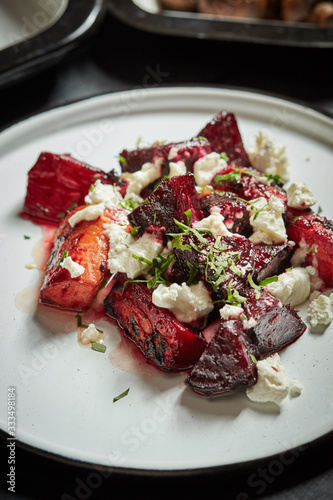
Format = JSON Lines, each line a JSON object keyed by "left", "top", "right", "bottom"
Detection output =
{"left": 199, "top": 189, "right": 252, "bottom": 236}
{"left": 119, "top": 138, "right": 211, "bottom": 176}
{"left": 197, "top": 111, "right": 252, "bottom": 167}
{"left": 185, "top": 318, "right": 257, "bottom": 397}
{"left": 128, "top": 174, "right": 203, "bottom": 236}
{"left": 104, "top": 274, "right": 207, "bottom": 372}
{"left": 243, "top": 289, "right": 306, "bottom": 355}
{"left": 252, "top": 243, "right": 294, "bottom": 284}
{"left": 285, "top": 210, "right": 333, "bottom": 287}
{"left": 21, "top": 152, "right": 125, "bottom": 225}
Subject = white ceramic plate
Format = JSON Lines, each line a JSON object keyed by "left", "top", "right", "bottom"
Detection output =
{"left": 0, "top": 87, "right": 333, "bottom": 473}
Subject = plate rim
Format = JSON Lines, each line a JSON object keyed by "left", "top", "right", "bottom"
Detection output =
{"left": 1, "top": 84, "right": 333, "bottom": 475}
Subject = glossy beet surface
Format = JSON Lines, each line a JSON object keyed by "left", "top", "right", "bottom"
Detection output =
{"left": 104, "top": 274, "right": 207, "bottom": 372}
{"left": 243, "top": 289, "right": 307, "bottom": 355}
{"left": 21, "top": 152, "right": 125, "bottom": 225}
{"left": 197, "top": 111, "right": 252, "bottom": 167}
{"left": 199, "top": 189, "right": 252, "bottom": 236}
{"left": 128, "top": 174, "right": 203, "bottom": 235}
{"left": 285, "top": 211, "right": 333, "bottom": 287}
{"left": 185, "top": 318, "right": 257, "bottom": 397}
{"left": 39, "top": 207, "right": 126, "bottom": 311}
{"left": 252, "top": 243, "right": 294, "bottom": 283}
{"left": 212, "top": 164, "right": 287, "bottom": 203}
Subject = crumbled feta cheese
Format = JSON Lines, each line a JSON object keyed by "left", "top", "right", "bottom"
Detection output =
{"left": 290, "top": 239, "right": 308, "bottom": 267}
{"left": 193, "top": 152, "right": 227, "bottom": 187}
{"left": 194, "top": 206, "right": 232, "bottom": 237}
{"left": 307, "top": 292, "right": 333, "bottom": 328}
{"left": 80, "top": 323, "right": 104, "bottom": 345}
{"left": 60, "top": 256, "right": 85, "bottom": 278}
{"left": 247, "top": 131, "right": 290, "bottom": 184}
{"left": 246, "top": 353, "right": 300, "bottom": 405}
{"left": 152, "top": 281, "right": 213, "bottom": 323}
{"left": 265, "top": 267, "right": 312, "bottom": 307}
{"left": 287, "top": 182, "right": 316, "bottom": 209}
{"left": 68, "top": 203, "right": 105, "bottom": 227}
{"left": 168, "top": 147, "right": 179, "bottom": 160}
{"left": 169, "top": 161, "right": 186, "bottom": 177}
{"left": 249, "top": 196, "right": 287, "bottom": 245}
{"left": 219, "top": 304, "right": 243, "bottom": 319}
{"left": 122, "top": 158, "right": 162, "bottom": 197}
{"left": 85, "top": 179, "right": 123, "bottom": 208}
{"left": 242, "top": 316, "right": 257, "bottom": 330}
{"left": 105, "top": 223, "right": 163, "bottom": 279}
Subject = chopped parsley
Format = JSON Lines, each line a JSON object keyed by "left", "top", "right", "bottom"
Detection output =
{"left": 91, "top": 342, "right": 106, "bottom": 353}
{"left": 113, "top": 388, "right": 130, "bottom": 403}
{"left": 57, "top": 250, "right": 69, "bottom": 266}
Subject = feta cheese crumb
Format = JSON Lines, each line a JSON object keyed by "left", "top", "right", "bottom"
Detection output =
{"left": 246, "top": 353, "right": 301, "bottom": 405}
{"left": 219, "top": 304, "right": 243, "bottom": 319}
{"left": 286, "top": 182, "right": 316, "bottom": 210}
{"left": 247, "top": 131, "right": 290, "bottom": 184}
{"left": 85, "top": 179, "right": 123, "bottom": 208}
{"left": 307, "top": 292, "right": 333, "bottom": 328}
{"left": 194, "top": 207, "right": 232, "bottom": 237}
{"left": 60, "top": 256, "right": 85, "bottom": 278}
{"left": 80, "top": 323, "right": 104, "bottom": 345}
{"left": 249, "top": 196, "right": 287, "bottom": 245}
{"left": 193, "top": 152, "right": 227, "bottom": 186}
{"left": 169, "top": 161, "right": 186, "bottom": 177}
{"left": 105, "top": 223, "right": 163, "bottom": 279}
{"left": 152, "top": 281, "right": 213, "bottom": 323}
{"left": 122, "top": 158, "right": 162, "bottom": 197}
{"left": 68, "top": 203, "right": 105, "bottom": 227}
{"left": 265, "top": 267, "right": 312, "bottom": 307}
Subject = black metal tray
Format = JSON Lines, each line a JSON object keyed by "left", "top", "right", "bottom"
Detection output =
{"left": 0, "top": 0, "right": 106, "bottom": 90}
{"left": 108, "top": 0, "right": 333, "bottom": 48}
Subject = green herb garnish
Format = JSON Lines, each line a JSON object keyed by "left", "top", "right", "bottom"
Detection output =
{"left": 57, "top": 250, "right": 69, "bottom": 266}
{"left": 113, "top": 388, "right": 130, "bottom": 403}
{"left": 91, "top": 342, "right": 106, "bottom": 353}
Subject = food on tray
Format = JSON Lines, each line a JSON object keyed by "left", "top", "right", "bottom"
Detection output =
{"left": 159, "top": 0, "right": 333, "bottom": 26}
{"left": 20, "top": 110, "right": 333, "bottom": 404}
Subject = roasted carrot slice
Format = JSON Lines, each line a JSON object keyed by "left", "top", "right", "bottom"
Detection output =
{"left": 39, "top": 206, "right": 127, "bottom": 311}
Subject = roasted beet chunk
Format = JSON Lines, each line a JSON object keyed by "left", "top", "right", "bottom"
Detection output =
{"left": 197, "top": 111, "right": 252, "bottom": 167}
{"left": 104, "top": 274, "right": 207, "bottom": 372}
{"left": 168, "top": 232, "right": 255, "bottom": 300}
{"left": 212, "top": 164, "right": 287, "bottom": 204}
{"left": 243, "top": 289, "right": 306, "bottom": 355}
{"left": 199, "top": 189, "right": 252, "bottom": 236}
{"left": 128, "top": 174, "right": 203, "bottom": 235}
{"left": 285, "top": 211, "right": 333, "bottom": 287}
{"left": 21, "top": 152, "right": 125, "bottom": 225}
{"left": 119, "top": 138, "right": 211, "bottom": 177}
{"left": 185, "top": 318, "right": 257, "bottom": 397}
{"left": 252, "top": 243, "right": 294, "bottom": 284}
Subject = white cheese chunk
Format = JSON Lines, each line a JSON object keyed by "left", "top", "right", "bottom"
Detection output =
{"left": 246, "top": 353, "right": 301, "bottom": 405}
{"left": 193, "top": 152, "right": 227, "bottom": 187}
{"left": 194, "top": 207, "right": 232, "bottom": 237}
{"left": 60, "top": 256, "right": 85, "bottom": 278}
{"left": 169, "top": 161, "right": 186, "bottom": 177}
{"left": 219, "top": 304, "right": 243, "bottom": 319}
{"left": 80, "top": 323, "right": 104, "bottom": 345}
{"left": 265, "top": 267, "right": 312, "bottom": 307}
{"left": 249, "top": 196, "right": 287, "bottom": 245}
{"left": 287, "top": 182, "right": 316, "bottom": 209}
{"left": 307, "top": 293, "right": 333, "bottom": 328}
{"left": 247, "top": 131, "right": 290, "bottom": 184}
{"left": 85, "top": 179, "right": 123, "bottom": 208}
{"left": 122, "top": 158, "right": 162, "bottom": 197}
{"left": 105, "top": 223, "right": 163, "bottom": 279}
{"left": 68, "top": 203, "right": 105, "bottom": 227}
{"left": 152, "top": 281, "right": 213, "bottom": 323}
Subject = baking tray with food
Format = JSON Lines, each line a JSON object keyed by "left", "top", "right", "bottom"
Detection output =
{"left": 108, "top": 0, "right": 333, "bottom": 47}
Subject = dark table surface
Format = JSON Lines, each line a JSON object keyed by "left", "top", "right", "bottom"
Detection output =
{"left": 1, "top": 4, "right": 333, "bottom": 499}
